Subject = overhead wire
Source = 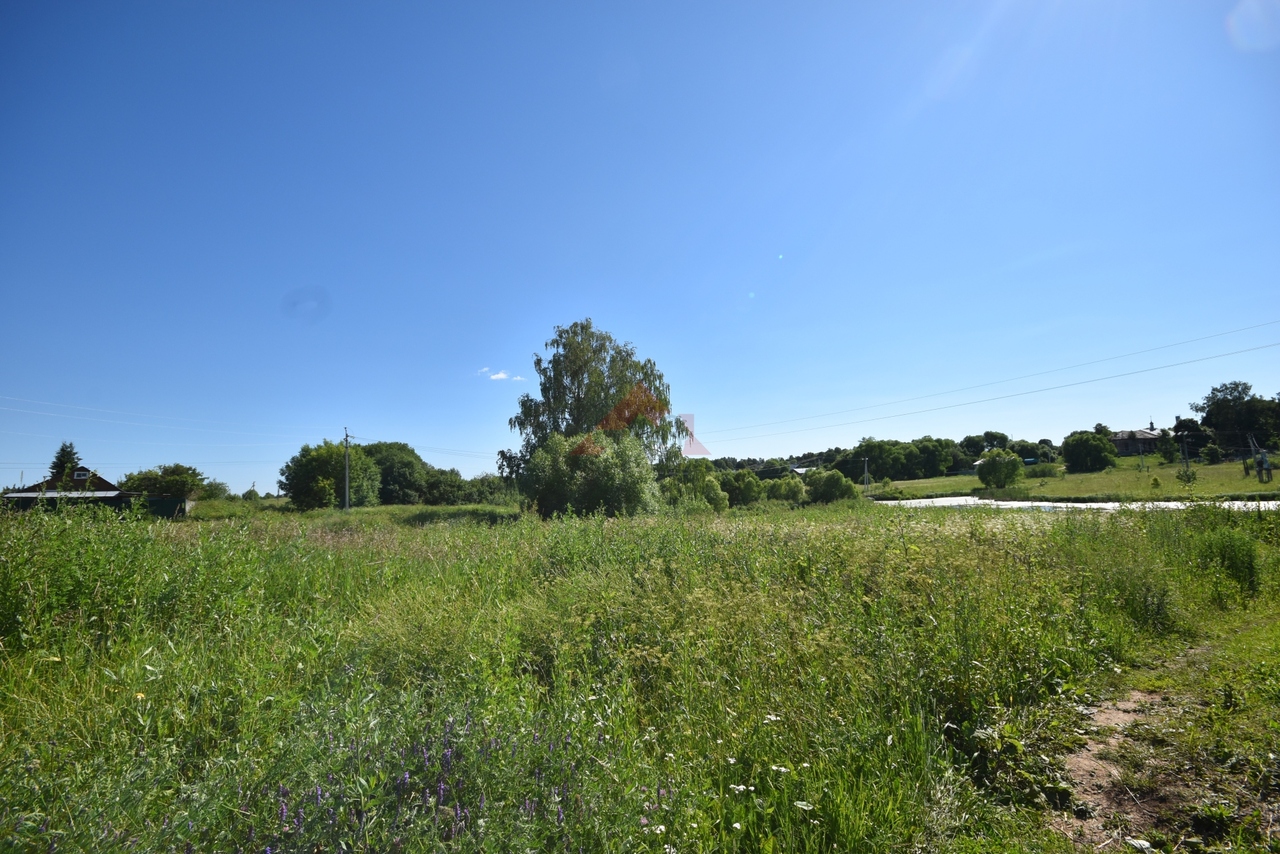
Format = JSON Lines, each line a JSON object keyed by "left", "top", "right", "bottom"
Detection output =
{"left": 700, "top": 318, "right": 1280, "bottom": 436}
{"left": 710, "top": 340, "right": 1280, "bottom": 445}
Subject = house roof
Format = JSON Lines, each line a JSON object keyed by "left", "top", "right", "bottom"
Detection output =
{"left": 1111, "top": 429, "right": 1161, "bottom": 440}
{"left": 5, "top": 465, "right": 122, "bottom": 496}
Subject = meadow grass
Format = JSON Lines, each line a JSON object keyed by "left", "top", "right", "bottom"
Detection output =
{"left": 1, "top": 502, "right": 1277, "bottom": 852}
{"left": 886, "top": 456, "right": 1280, "bottom": 501}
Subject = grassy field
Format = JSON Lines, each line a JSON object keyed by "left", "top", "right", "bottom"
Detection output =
{"left": 2, "top": 502, "right": 1278, "bottom": 852}
{"left": 885, "top": 456, "right": 1280, "bottom": 501}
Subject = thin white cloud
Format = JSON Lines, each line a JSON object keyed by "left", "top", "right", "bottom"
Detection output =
{"left": 477, "top": 366, "right": 490, "bottom": 375}
{"left": 489, "top": 371, "right": 509, "bottom": 380}
{"left": 512, "top": 375, "right": 527, "bottom": 381}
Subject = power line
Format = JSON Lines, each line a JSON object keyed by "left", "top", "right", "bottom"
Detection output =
{"left": 700, "top": 318, "right": 1280, "bottom": 436}
{"left": 0, "top": 406, "right": 320, "bottom": 439}
{"left": 712, "top": 340, "right": 1280, "bottom": 445}
{"left": 0, "top": 394, "right": 331, "bottom": 432}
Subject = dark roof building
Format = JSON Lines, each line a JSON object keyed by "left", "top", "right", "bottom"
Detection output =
{"left": 1110, "top": 424, "right": 1161, "bottom": 457}
{"left": 3, "top": 466, "right": 187, "bottom": 517}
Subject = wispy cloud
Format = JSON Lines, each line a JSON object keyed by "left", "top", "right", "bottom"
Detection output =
{"left": 477, "top": 366, "right": 490, "bottom": 375}
{"left": 512, "top": 375, "right": 526, "bottom": 381}
{"left": 489, "top": 370, "right": 509, "bottom": 380}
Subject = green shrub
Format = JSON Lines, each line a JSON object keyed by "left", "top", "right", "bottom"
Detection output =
{"left": 805, "top": 469, "right": 857, "bottom": 503}
{"left": 1061, "top": 432, "right": 1117, "bottom": 473}
{"left": 279, "top": 440, "right": 381, "bottom": 510}
{"left": 1201, "top": 443, "right": 1223, "bottom": 464}
{"left": 521, "top": 431, "right": 659, "bottom": 518}
{"left": 718, "top": 468, "right": 766, "bottom": 507}
{"left": 765, "top": 474, "right": 806, "bottom": 503}
{"left": 977, "top": 449, "right": 1024, "bottom": 488}
{"left": 1024, "top": 463, "right": 1060, "bottom": 479}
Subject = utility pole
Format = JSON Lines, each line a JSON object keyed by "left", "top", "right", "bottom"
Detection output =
{"left": 343, "top": 428, "right": 351, "bottom": 511}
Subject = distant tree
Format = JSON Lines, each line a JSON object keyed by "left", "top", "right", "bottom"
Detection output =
{"left": 976, "top": 449, "right": 1024, "bottom": 489}
{"left": 1156, "top": 429, "right": 1179, "bottom": 463}
{"left": 460, "top": 473, "right": 517, "bottom": 505}
{"left": 242, "top": 487, "right": 261, "bottom": 501}
{"left": 1172, "top": 416, "right": 1214, "bottom": 457}
{"left": 1093, "top": 423, "right": 1112, "bottom": 437}
{"left": 279, "top": 441, "right": 380, "bottom": 511}
{"left": 959, "top": 435, "right": 986, "bottom": 459}
{"left": 120, "top": 463, "right": 207, "bottom": 498}
{"left": 49, "top": 442, "right": 81, "bottom": 482}
{"left": 982, "top": 431, "right": 1010, "bottom": 451}
{"left": 199, "top": 480, "right": 231, "bottom": 500}
{"left": 500, "top": 319, "right": 682, "bottom": 480}
{"left": 362, "top": 441, "right": 432, "bottom": 505}
{"left": 1061, "top": 431, "right": 1117, "bottom": 473}
{"left": 1190, "top": 381, "right": 1280, "bottom": 450}
{"left": 719, "top": 469, "right": 766, "bottom": 507}
{"left": 765, "top": 475, "right": 806, "bottom": 503}
{"left": 805, "top": 469, "right": 857, "bottom": 503}
{"left": 914, "top": 438, "right": 951, "bottom": 478}
{"left": 1008, "top": 440, "right": 1049, "bottom": 462}
{"left": 1200, "top": 443, "right": 1223, "bottom": 464}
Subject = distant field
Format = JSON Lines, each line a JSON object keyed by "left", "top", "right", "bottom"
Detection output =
{"left": 886, "top": 455, "right": 1280, "bottom": 500}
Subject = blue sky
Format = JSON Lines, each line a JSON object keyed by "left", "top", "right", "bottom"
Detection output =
{"left": 2, "top": 1, "right": 1278, "bottom": 490}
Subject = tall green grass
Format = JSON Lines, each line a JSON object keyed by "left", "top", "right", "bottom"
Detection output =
{"left": 1, "top": 503, "right": 1275, "bottom": 852}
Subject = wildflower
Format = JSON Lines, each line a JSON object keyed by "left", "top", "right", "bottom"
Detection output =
{"left": 771, "top": 765, "right": 789, "bottom": 773}
{"left": 134, "top": 692, "right": 145, "bottom": 700}
{"left": 730, "top": 785, "right": 746, "bottom": 793}
{"left": 640, "top": 816, "right": 649, "bottom": 826}
{"left": 763, "top": 714, "right": 780, "bottom": 723}
{"left": 665, "top": 752, "right": 674, "bottom": 760}
{"left": 801, "top": 763, "right": 810, "bottom": 768}
{"left": 654, "top": 825, "right": 666, "bottom": 834}
{"left": 732, "top": 822, "right": 742, "bottom": 830}
{"left": 726, "top": 757, "right": 736, "bottom": 764}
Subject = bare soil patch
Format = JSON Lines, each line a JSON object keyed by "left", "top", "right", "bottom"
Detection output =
{"left": 1054, "top": 690, "right": 1191, "bottom": 848}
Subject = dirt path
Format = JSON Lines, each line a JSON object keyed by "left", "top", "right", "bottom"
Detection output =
{"left": 1053, "top": 690, "right": 1177, "bottom": 848}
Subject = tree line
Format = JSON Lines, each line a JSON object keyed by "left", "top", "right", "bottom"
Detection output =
{"left": 18, "top": 322, "right": 1274, "bottom": 516}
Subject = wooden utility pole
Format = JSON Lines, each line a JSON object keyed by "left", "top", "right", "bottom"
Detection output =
{"left": 343, "top": 428, "right": 351, "bottom": 511}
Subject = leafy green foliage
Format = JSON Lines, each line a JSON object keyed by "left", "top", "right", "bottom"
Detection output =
{"left": 502, "top": 319, "right": 681, "bottom": 478}
{"left": 120, "top": 463, "right": 207, "bottom": 498}
{"left": 1061, "top": 431, "right": 1117, "bottom": 473}
{"left": 1201, "top": 443, "right": 1223, "bottom": 464}
{"left": 659, "top": 458, "right": 729, "bottom": 512}
{"left": 362, "top": 441, "right": 433, "bottom": 504}
{"left": 520, "top": 431, "right": 659, "bottom": 518}
{"left": 278, "top": 440, "right": 381, "bottom": 510}
{"left": 1156, "top": 428, "right": 1179, "bottom": 463}
{"left": 976, "top": 449, "right": 1024, "bottom": 489}
{"left": 804, "top": 468, "right": 856, "bottom": 502}
{"left": 718, "top": 468, "right": 766, "bottom": 507}
{"left": 198, "top": 479, "right": 231, "bottom": 500}
{"left": 765, "top": 474, "right": 806, "bottom": 503}
{"left": 1190, "top": 380, "right": 1280, "bottom": 450}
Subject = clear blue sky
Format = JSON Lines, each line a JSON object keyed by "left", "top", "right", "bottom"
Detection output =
{"left": 3, "top": 1, "right": 1278, "bottom": 490}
